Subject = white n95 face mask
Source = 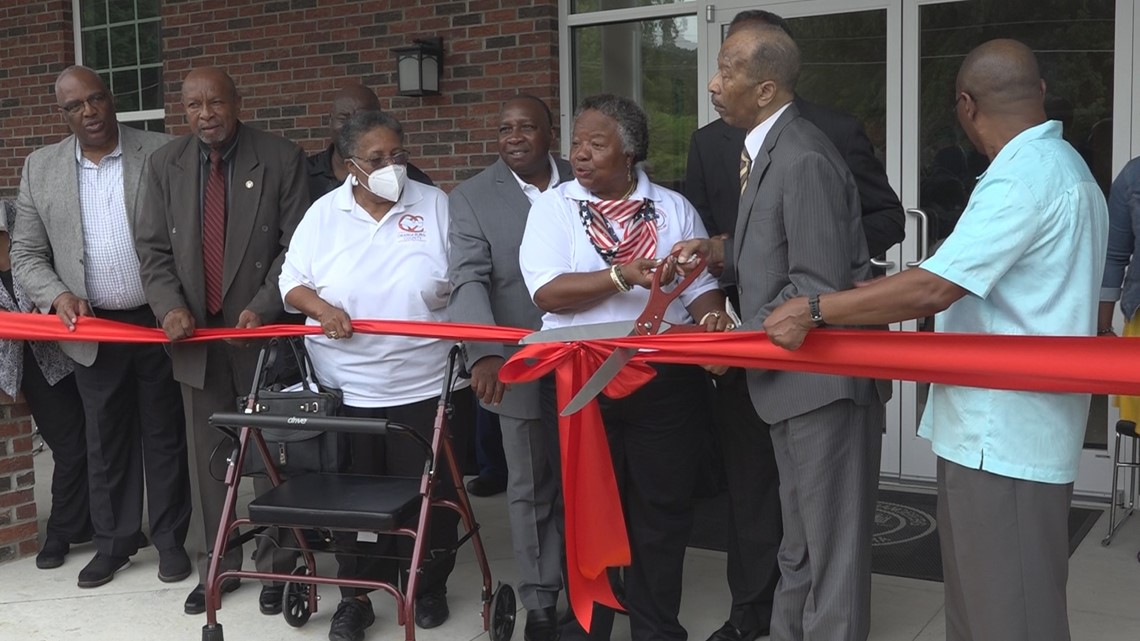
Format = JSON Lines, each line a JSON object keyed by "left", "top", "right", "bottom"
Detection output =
{"left": 352, "top": 161, "right": 407, "bottom": 202}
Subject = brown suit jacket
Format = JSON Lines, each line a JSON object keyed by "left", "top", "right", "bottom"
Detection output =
{"left": 136, "top": 124, "right": 308, "bottom": 388}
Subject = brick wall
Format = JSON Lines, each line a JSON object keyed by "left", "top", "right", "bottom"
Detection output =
{"left": 0, "top": 0, "right": 561, "bottom": 197}
{"left": 0, "top": 1, "right": 76, "bottom": 199}
{"left": 0, "top": 393, "right": 38, "bottom": 564}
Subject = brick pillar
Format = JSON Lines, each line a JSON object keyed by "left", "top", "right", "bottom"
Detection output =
{"left": 0, "top": 392, "right": 37, "bottom": 564}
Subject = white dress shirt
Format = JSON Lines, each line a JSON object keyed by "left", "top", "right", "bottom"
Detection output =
{"left": 509, "top": 155, "right": 561, "bottom": 204}
{"left": 743, "top": 101, "right": 793, "bottom": 163}
{"left": 280, "top": 178, "right": 467, "bottom": 407}
{"left": 75, "top": 132, "right": 147, "bottom": 309}
{"left": 519, "top": 168, "right": 720, "bottom": 330}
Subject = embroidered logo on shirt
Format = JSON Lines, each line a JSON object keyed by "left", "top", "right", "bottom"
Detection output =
{"left": 397, "top": 214, "right": 426, "bottom": 242}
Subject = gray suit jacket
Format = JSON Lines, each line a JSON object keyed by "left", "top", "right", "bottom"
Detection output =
{"left": 11, "top": 126, "right": 172, "bottom": 366}
{"left": 727, "top": 103, "right": 890, "bottom": 424}
{"left": 135, "top": 124, "right": 308, "bottom": 389}
{"left": 447, "top": 156, "right": 572, "bottom": 419}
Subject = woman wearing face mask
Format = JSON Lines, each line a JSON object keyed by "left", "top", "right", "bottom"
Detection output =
{"left": 279, "top": 109, "right": 472, "bottom": 641}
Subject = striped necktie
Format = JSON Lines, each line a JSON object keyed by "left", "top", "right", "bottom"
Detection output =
{"left": 203, "top": 151, "right": 226, "bottom": 315}
{"left": 739, "top": 147, "right": 751, "bottom": 197}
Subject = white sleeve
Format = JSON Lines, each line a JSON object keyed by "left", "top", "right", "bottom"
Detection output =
{"left": 520, "top": 190, "right": 575, "bottom": 301}
{"left": 279, "top": 206, "right": 319, "bottom": 313}
{"left": 675, "top": 196, "right": 721, "bottom": 306}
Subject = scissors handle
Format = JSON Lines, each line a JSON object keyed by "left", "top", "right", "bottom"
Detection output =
{"left": 633, "top": 249, "right": 707, "bottom": 336}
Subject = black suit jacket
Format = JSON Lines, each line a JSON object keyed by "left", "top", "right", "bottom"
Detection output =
{"left": 684, "top": 97, "right": 904, "bottom": 258}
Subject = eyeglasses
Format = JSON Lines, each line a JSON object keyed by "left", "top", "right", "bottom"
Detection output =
{"left": 950, "top": 92, "right": 976, "bottom": 114}
{"left": 59, "top": 92, "right": 110, "bottom": 115}
{"left": 352, "top": 151, "right": 410, "bottom": 170}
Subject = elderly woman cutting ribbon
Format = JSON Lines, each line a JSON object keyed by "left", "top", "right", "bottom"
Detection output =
{"left": 519, "top": 94, "right": 729, "bottom": 641}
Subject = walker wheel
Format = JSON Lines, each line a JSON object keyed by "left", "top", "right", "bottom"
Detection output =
{"left": 489, "top": 582, "right": 516, "bottom": 641}
{"left": 282, "top": 566, "right": 313, "bottom": 627}
{"left": 201, "top": 623, "right": 224, "bottom": 641}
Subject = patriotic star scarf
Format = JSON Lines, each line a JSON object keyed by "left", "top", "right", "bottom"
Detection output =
{"left": 576, "top": 198, "right": 659, "bottom": 265}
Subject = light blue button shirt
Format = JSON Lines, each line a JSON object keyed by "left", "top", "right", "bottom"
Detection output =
{"left": 917, "top": 121, "right": 1108, "bottom": 484}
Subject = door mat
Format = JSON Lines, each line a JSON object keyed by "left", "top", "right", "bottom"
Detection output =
{"left": 688, "top": 488, "right": 1103, "bottom": 582}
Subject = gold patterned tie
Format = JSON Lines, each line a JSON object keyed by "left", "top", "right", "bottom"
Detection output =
{"left": 739, "top": 147, "right": 751, "bottom": 197}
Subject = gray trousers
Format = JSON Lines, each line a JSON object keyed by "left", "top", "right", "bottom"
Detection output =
{"left": 183, "top": 341, "right": 295, "bottom": 585}
{"left": 499, "top": 412, "right": 562, "bottom": 610}
{"left": 769, "top": 399, "right": 883, "bottom": 641}
{"left": 938, "top": 457, "right": 1073, "bottom": 641}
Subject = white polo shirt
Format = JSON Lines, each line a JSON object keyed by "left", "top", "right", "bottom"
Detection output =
{"left": 519, "top": 168, "right": 720, "bottom": 330}
{"left": 280, "top": 178, "right": 465, "bottom": 408}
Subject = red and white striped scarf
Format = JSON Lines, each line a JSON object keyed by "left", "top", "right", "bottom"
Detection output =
{"left": 577, "top": 198, "right": 658, "bottom": 264}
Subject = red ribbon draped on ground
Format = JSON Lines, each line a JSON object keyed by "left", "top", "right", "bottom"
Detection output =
{"left": 4, "top": 311, "right": 1140, "bottom": 630}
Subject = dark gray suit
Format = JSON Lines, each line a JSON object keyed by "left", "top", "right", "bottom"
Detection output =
{"left": 726, "top": 103, "right": 888, "bottom": 641}
{"left": 136, "top": 123, "right": 308, "bottom": 582}
{"left": 447, "top": 156, "right": 570, "bottom": 612}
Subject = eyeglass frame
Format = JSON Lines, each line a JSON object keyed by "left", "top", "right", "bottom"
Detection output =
{"left": 350, "top": 151, "right": 411, "bottom": 171}
{"left": 950, "top": 91, "right": 977, "bottom": 115}
{"left": 59, "top": 91, "right": 111, "bottom": 116}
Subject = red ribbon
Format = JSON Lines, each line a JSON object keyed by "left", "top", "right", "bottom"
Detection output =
{"left": 5, "top": 311, "right": 1140, "bottom": 630}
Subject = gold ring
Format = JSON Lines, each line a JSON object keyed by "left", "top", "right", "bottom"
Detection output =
{"left": 329, "top": 331, "right": 338, "bottom": 338}
{"left": 726, "top": 323, "right": 736, "bottom": 330}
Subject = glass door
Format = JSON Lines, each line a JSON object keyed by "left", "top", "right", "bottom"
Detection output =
{"left": 705, "top": 0, "right": 904, "bottom": 476}
{"left": 705, "top": 0, "right": 1121, "bottom": 495}
{"left": 905, "top": 0, "right": 1118, "bottom": 494}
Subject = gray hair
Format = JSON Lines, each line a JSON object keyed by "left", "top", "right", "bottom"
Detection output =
{"left": 575, "top": 94, "right": 649, "bottom": 164}
{"left": 334, "top": 109, "right": 404, "bottom": 160}
{"left": 740, "top": 24, "right": 801, "bottom": 92}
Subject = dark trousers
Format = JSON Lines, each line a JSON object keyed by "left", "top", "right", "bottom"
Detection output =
{"left": 473, "top": 403, "right": 507, "bottom": 481}
{"left": 713, "top": 368, "right": 782, "bottom": 633}
{"left": 183, "top": 339, "right": 296, "bottom": 584}
{"left": 939, "top": 458, "right": 1073, "bottom": 641}
{"left": 72, "top": 306, "right": 191, "bottom": 557}
{"left": 543, "top": 365, "right": 708, "bottom": 641}
{"left": 336, "top": 387, "right": 474, "bottom": 598}
{"left": 21, "top": 345, "right": 92, "bottom": 544}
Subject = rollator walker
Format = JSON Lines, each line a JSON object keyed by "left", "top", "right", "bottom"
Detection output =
{"left": 199, "top": 340, "right": 516, "bottom": 641}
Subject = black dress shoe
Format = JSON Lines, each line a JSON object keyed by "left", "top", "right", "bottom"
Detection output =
{"left": 36, "top": 540, "right": 70, "bottom": 570}
{"left": 158, "top": 547, "right": 192, "bottom": 583}
{"left": 706, "top": 621, "right": 765, "bottom": 641}
{"left": 77, "top": 553, "right": 131, "bottom": 588}
{"left": 184, "top": 578, "right": 241, "bottom": 615}
{"left": 466, "top": 474, "right": 507, "bottom": 497}
{"left": 259, "top": 584, "right": 284, "bottom": 615}
{"left": 329, "top": 598, "right": 376, "bottom": 641}
{"left": 414, "top": 589, "right": 449, "bottom": 629}
{"left": 524, "top": 606, "right": 559, "bottom": 641}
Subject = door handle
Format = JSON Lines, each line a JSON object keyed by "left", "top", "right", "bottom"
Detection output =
{"left": 870, "top": 257, "right": 896, "bottom": 269}
{"left": 904, "top": 208, "right": 929, "bottom": 267}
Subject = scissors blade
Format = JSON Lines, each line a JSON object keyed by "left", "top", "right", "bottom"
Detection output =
{"left": 519, "top": 321, "right": 635, "bottom": 345}
{"left": 559, "top": 347, "right": 637, "bottom": 416}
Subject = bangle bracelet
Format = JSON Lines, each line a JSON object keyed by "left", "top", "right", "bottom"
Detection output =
{"left": 699, "top": 310, "right": 722, "bottom": 325}
{"left": 1098, "top": 328, "right": 1115, "bottom": 336}
{"left": 610, "top": 264, "right": 632, "bottom": 292}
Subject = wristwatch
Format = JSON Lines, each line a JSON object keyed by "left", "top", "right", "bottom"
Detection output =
{"left": 808, "top": 294, "right": 825, "bottom": 326}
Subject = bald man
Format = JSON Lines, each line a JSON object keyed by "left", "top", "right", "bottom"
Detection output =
{"left": 136, "top": 66, "right": 309, "bottom": 616}
{"left": 763, "top": 39, "right": 1108, "bottom": 641}
{"left": 12, "top": 65, "right": 191, "bottom": 588}
{"left": 307, "top": 83, "right": 434, "bottom": 201}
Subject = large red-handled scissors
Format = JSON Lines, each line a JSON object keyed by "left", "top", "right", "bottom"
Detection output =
{"left": 519, "top": 249, "right": 709, "bottom": 416}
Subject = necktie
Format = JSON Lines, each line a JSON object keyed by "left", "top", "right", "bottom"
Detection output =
{"left": 739, "top": 148, "right": 752, "bottom": 197}
{"left": 203, "top": 151, "right": 226, "bottom": 315}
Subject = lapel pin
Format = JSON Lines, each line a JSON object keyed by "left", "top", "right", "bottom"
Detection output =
{"left": 245, "top": 180, "right": 254, "bottom": 189}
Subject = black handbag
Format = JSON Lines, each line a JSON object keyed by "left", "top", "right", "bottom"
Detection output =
{"left": 239, "top": 337, "right": 347, "bottom": 476}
